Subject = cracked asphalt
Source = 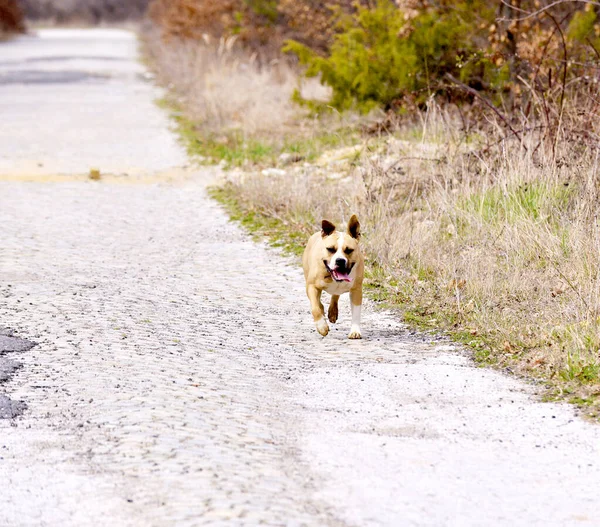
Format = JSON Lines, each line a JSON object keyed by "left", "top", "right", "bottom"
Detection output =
{"left": 2, "top": 28, "right": 600, "bottom": 527}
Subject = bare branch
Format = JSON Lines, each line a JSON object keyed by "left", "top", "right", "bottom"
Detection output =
{"left": 499, "top": 0, "right": 600, "bottom": 22}
{"left": 445, "top": 73, "right": 526, "bottom": 149}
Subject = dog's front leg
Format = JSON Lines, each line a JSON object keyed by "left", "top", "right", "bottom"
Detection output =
{"left": 348, "top": 286, "right": 362, "bottom": 339}
{"left": 328, "top": 295, "right": 339, "bottom": 323}
{"left": 307, "top": 285, "right": 328, "bottom": 336}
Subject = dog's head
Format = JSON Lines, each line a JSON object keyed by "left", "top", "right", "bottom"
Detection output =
{"left": 320, "top": 215, "right": 361, "bottom": 282}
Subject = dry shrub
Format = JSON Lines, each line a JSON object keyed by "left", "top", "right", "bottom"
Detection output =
{"left": 148, "top": 0, "right": 282, "bottom": 54}
{"left": 148, "top": 0, "right": 365, "bottom": 56}
{"left": 277, "top": 0, "right": 360, "bottom": 53}
{"left": 147, "top": 0, "right": 238, "bottom": 41}
{"left": 0, "top": 0, "right": 25, "bottom": 34}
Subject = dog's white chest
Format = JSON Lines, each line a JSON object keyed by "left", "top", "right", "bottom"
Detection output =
{"left": 323, "top": 280, "right": 352, "bottom": 296}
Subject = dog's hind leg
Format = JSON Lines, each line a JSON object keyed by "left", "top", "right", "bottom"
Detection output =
{"left": 328, "top": 295, "right": 339, "bottom": 323}
{"left": 307, "top": 285, "right": 329, "bottom": 336}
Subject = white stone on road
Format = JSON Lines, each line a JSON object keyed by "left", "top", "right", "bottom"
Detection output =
{"left": 1, "top": 28, "right": 600, "bottom": 527}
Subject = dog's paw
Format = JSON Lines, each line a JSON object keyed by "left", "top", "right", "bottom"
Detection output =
{"left": 328, "top": 305, "right": 338, "bottom": 323}
{"left": 316, "top": 318, "right": 329, "bottom": 337}
{"left": 348, "top": 325, "right": 362, "bottom": 339}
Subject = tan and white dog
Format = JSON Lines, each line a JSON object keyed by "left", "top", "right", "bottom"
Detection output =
{"left": 302, "top": 215, "right": 364, "bottom": 339}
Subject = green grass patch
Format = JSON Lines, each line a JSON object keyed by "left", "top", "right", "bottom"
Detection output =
{"left": 561, "top": 358, "right": 600, "bottom": 384}
{"left": 459, "top": 182, "right": 573, "bottom": 225}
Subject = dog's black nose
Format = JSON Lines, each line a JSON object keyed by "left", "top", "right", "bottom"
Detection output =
{"left": 335, "top": 258, "right": 347, "bottom": 269}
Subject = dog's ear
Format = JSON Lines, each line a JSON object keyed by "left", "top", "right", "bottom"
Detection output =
{"left": 347, "top": 215, "right": 361, "bottom": 239}
{"left": 321, "top": 219, "right": 336, "bottom": 237}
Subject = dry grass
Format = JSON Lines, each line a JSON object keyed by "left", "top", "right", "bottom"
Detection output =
{"left": 143, "top": 27, "right": 330, "bottom": 137}
{"left": 142, "top": 26, "right": 350, "bottom": 170}
{"left": 218, "top": 100, "right": 600, "bottom": 414}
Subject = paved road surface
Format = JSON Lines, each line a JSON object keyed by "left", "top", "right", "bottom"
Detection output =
{"left": 1, "top": 28, "right": 600, "bottom": 527}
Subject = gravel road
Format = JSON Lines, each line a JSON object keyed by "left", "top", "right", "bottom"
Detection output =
{"left": 2, "top": 28, "right": 600, "bottom": 527}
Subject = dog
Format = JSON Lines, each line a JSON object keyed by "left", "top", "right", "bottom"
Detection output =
{"left": 302, "top": 215, "right": 364, "bottom": 339}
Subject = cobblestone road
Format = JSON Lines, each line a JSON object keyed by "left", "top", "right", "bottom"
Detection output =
{"left": 2, "top": 29, "right": 600, "bottom": 527}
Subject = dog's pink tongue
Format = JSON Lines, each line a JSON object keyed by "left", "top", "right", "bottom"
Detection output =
{"left": 332, "top": 269, "right": 352, "bottom": 282}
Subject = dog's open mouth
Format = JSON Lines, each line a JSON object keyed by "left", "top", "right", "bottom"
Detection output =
{"left": 324, "top": 261, "right": 353, "bottom": 282}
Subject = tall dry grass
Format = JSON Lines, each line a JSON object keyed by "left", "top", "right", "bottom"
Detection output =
{"left": 143, "top": 28, "right": 329, "bottom": 137}
{"left": 220, "top": 98, "right": 600, "bottom": 408}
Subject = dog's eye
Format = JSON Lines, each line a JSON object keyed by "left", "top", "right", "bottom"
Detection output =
{"left": 327, "top": 247, "right": 336, "bottom": 253}
{"left": 344, "top": 248, "right": 354, "bottom": 255}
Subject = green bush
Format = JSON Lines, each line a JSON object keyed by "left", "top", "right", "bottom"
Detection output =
{"left": 284, "top": 0, "right": 500, "bottom": 112}
{"left": 567, "top": 8, "right": 597, "bottom": 43}
{"left": 566, "top": 7, "right": 600, "bottom": 68}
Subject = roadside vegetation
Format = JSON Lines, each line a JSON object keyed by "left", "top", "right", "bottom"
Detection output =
{"left": 145, "top": 0, "right": 600, "bottom": 418}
